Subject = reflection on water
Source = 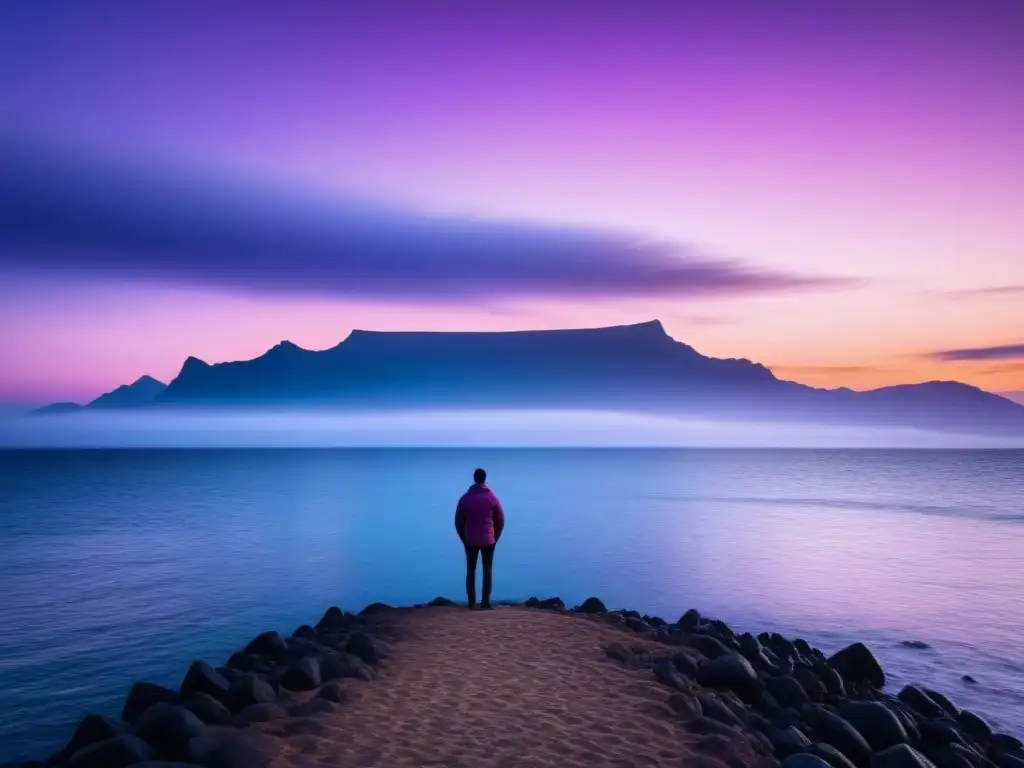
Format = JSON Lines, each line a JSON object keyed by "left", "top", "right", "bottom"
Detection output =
{"left": 1, "top": 448, "right": 1023, "bottom": 760}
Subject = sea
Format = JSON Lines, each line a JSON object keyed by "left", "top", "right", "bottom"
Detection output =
{"left": 1, "top": 447, "right": 1023, "bottom": 762}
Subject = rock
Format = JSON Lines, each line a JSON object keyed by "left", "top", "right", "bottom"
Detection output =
{"left": 234, "top": 702, "right": 288, "bottom": 725}
{"left": 695, "top": 653, "right": 762, "bottom": 700}
{"left": 316, "top": 606, "right": 346, "bottom": 630}
{"left": 773, "top": 728, "right": 814, "bottom": 758}
{"left": 902, "top": 641, "right": 932, "bottom": 650}
{"left": 225, "top": 652, "right": 256, "bottom": 672}
{"left": 187, "top": 729, "right": 276, "bottom": 768}
{"left": 783, "top": 755, "right": 834, "bottom": 768}
{"left": 64, "top": 735, "right": 156, "bottom": 768}
{"left": 52, "top": 715, "right": 127, "bottom": 763}
{"left": 121, "top": 682, "right": 180, "bottom": 723}
{"left": 697, "top": 693, "right": 743, "bottom": 727}
{"left": 653, "top": 659, "right": 690, "bottom": 692}
{"left": 667, "top": 692, "right": 702, "bottom": 720}
{"left": 578, "top": 596, "right": 607, "bottom": 614}
{"left": 678, "top": 609, "right": 702, "bottom": 631}
{"left": 838, "top": 701, "right": 909, "bottom": 751}
{"left": 282, "top": 656, "right": 321, "bottom": 691}
{"left": 134, "top": 763, "right": 205, "bottom": 768}
{"left": 766, "top": 676, "right": 811, "bottom": 709}
{"left": 623, "top": 615, "right": 648, "bottom": 632}
{"left": 686, "top": 634, "right": 733, "bottom": 660}
{"left": 183, "top": 691, "right": 233, "bottom": 726}
{"left": 428, "top": 596, "right": 455, "bottom": 607}
{"left": 923, "top": 689, "right": 959, "bottom": 717}
{"left": 605, "top": 643, "right": 637, "bottom": 666}
{"left": 992, "top": 754, "right": 1024, "bottom": 768}
{"left": 921, "top": 718, "right": 968, "bottom": 747}
{"left": 961, "top": 676, "right": 977, "bottom": 685}
{"left": 808, "top": 709, "right": 874, "bottom": 768}
{"left": 672, "top": 651, "right": 699, "bottom": 678}
{"left": 876, "top": 744, "right": 939, "bottom": 768}
{"left": 180, "top": 660, "right": 231, "bottom": 704}
{"left": 244, "top": 631, "right": 288, "bottom": 659}
{"left": 755, "top": 689, "right": 783, "bottom": 717}
{"left": 827, "top": 643, "right": 885, "bottom": 689}
{"left": 773, "top": 708, "right": 805, "bottom": 731}
{"left": 991, "top": 735, "right": 1024, "bottom": 754}
{"left": 922, "top": 743, "right": 986, "bottom": 768}
{"left": 134, "top": 703, "right": 206, "bottom": 759}
{"left": 647, "top": 615, "right": 667, "bottom": 628}
{"left": 228, "top": 672, "right": 276, "bottom": 712}
{"left": 320, "top": 652, "right": 374, "bottom": 681}
{"left": 810, "top": 742, "right": 859, "bottom": 768}
{"left": 359, "top": 602, "right": 394, "bottom": 615}
{"left": 818, "top": 665, "right": 847, "bottom": 697}
{"left": 345, "top": 631, "right": 380, "bottom": 665}
{"left": 899, "top": 686, "right": 947, "bottom": 719}
{"left": 794, "top": 666, "right": 828, "bottom": 702}
{"left": 319, "top": 681, "right": 347, "bottom": 703}
{"left": 292, "top": 624, "right": 318, "bottom": 640}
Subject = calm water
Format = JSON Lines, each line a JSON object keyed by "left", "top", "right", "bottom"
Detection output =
{"left": 1, "top": 448, "right": 1023, "bottom": 761}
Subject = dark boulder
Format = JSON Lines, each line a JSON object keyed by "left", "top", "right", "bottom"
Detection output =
{"left": 679, "top": 609, "right": 701, "bottom": 630}
{"left": 991, "top": 735, "right": 1024, "bottom": 754}
{"left": 828, "top": 643, "right": 885, "bottom": 689}
{"left": 686, "top": 634, "right": 733, "bottom": 660}
{"left": 428, "top": 597, "right": 455, "bottom": 607}
{"left": 795, "top": 666, "right": 828, "bottom": 702}
{"left": 624, "top": 616, "right": 649, "bottom": 632}
{"left": 923, "top": 689, "right": 959, "bottom": 717}
{"left": 578, "top": 596, "right": 607, "bottom": 614}
{"left": 234, "top": 703, "right": 288, "bottom": 725}
{"left": 345, "top": 631, "right": 380, "bottom": 665}
{"left": 810, "top": 742, "right": 859, "bottom": 768}
{"left": 962, "top": 676, "right": 977, "bottom": 685}
{"left": 818, "top": 665, "right": 847, "bottom": 697}
{"left": 287, "top": 698, "right": 337, "bottom": 718}
{"left": 773, "top": 727, "right": 813, "bottom": 758}
{"left": 766, "top": 676, "right": 811, "bottom": 709}
{"left": 316, "top": 606, "right": 346, "bottom": 630}
{"left": 667, "top": 692, "right": 703, "bottom": 720}
{"left": 653, "top": 659, "right": 690, "bottom": 693}
{"left": 955, "top": 711, "right": 992, "bottom": 743}
{"left": 225, "top": 652, "right": 257, "bottom": 672}
{"left": 320, "top": 652, "right": 374, "bottom": 681}
{"left": 899, "top": 686, "right": 947, "bottom": 719}
{"left": 672, "top": 651, "right": 699, "bottom": 678}
{"left": 244, "top": 631, "right": 287, "bottom": 659}
{"left": 52, "top": 715, "right": 127, "bottom": 763}
{"left": 646, "top": 615, "right": 667, "bottom": 628}
{"left": 180, "top": 661, "right": 231, "bottom": 704}
{"left": 282, "top": 656, "right": 321, "bottom": 691}
{"left": 696, "top": 693, "right": 743, "bottom": 727}
{"left": 922, "top": 743, "right": 986, "bottom": 768}
{"left": 359, "top": 602, "right": 394, "bottom": 616}
{"left": 228, "top": 672, "right": 276, "bottom": 712}
{"left": 183, "top": 691, "right": 233, "bottom": 726}
{"left": 121, "top": 682, "right": 180, "bottom": 723}
{"left": 991, "top": 754, "right": 1024, "bottom": 768}
{"left": 318, "top": 681, "right": 348, "bottom": 703}
{"left": 605, "top": 643, "right": 637, "bottom": 666}
{"left": 838, "top": 701, "right": 909, "bottom": 751}
{"left": 902, "top": 641, "right": 932, "bottom": 650}
{"left": 695, "top": 653, "right": 762, "bottom": 700}
{"left": 876, "top": 744, "right": 939, "bottom": 768}
{"left": 921, "top": 718, "right": 968, "bottom": 747}
{"left": 808, "top": 709, "right": 874, "bottom": 768}
{"left": 783, "top": 755, "right": 834, "bottom": 768}
{"left": 291, "top": 624, "right": 318, "bottom": 640}
{"left": 754, "top": 689, "right": 783, "bottom": 718}
{"left": 133, "top": 703, "right": 206, "bottom": 760}
{"left": 64, "top": 735, "right": 155, "bottom": 768}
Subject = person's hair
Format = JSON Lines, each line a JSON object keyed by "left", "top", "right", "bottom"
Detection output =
{"left": 473, "top": 467, "right": 487, "bottom": 484}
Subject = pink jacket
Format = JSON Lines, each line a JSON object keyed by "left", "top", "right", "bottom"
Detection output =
{"left": 455, "top": 484, "right": 505, "bottom": 547}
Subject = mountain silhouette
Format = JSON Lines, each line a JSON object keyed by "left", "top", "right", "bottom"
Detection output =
{"left": 33, "top": 375, "right": 166, "bottom": 414}
{"left": 33, "top": 321, "right": 1024, "bottom": 436}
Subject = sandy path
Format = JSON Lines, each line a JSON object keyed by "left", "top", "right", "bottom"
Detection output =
{"left": 245, "top": 606, "right": 754, "bottom": 768}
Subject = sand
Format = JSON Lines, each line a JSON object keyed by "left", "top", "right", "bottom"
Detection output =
{"left": 233, "top": 606, "right": 772, "bottom": 768}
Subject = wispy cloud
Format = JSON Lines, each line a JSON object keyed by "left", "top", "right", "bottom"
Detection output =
{"left": 938, "top": 284, "right": 1024, "bottom": 299}
{"left": 0, "top": 139, "right": 863, "bottom": 304}
{"left": 931, "top": 344, "right": 1024, "bottom": 362}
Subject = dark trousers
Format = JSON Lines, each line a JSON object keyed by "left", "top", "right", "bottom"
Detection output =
{"left": 464, "top": 544, "right": 495, "bottom": 606}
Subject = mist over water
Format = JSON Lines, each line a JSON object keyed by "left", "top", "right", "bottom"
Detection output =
{"left": 3, "top": 408, "right": 1024, "bottom": 448}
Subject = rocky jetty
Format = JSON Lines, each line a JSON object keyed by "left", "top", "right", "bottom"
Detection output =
{"left": 3, "top": 598, "right": 1020, "bottom": 768}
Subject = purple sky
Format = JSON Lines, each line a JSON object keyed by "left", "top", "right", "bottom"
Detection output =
{"left": 1, "top": 0, "right": 1022, "bottom": 403}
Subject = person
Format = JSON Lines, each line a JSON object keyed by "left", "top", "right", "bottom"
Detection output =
{"left": 454, "top": 467, "right": 505, "bottom": 610}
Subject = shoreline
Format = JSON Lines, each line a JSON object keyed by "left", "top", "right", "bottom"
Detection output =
{"left": 6, "top": 597, "right": 1023, "bottom": 768}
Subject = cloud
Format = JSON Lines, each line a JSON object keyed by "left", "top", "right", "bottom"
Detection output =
{"left": 0, "top": 139, "right": 861, "bottom": 303}
{"left": 941, "top": 285, "right": 1024, "bottom": 299}
{"left": 931, "top": 344, "right": 1024, "bottom": 362}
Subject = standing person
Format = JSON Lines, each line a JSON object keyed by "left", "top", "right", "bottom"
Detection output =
{"left": 454, "top": 468, "right": 505, "bottom": 610}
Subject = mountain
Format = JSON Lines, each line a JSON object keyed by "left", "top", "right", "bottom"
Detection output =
{"left": 148, "top": 320, "right": 1024, "bottom": 436}
{"left": 34, "top": 376, "right": 166, "bottom": 415}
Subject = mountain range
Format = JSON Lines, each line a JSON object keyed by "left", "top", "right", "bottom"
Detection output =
{"left": 32, "top": 320, "right": 1024, "bottom": 436}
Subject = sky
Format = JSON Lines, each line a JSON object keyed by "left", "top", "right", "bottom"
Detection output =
{"left": 1, "top": 0, "right": 1022, "bottom": 404}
